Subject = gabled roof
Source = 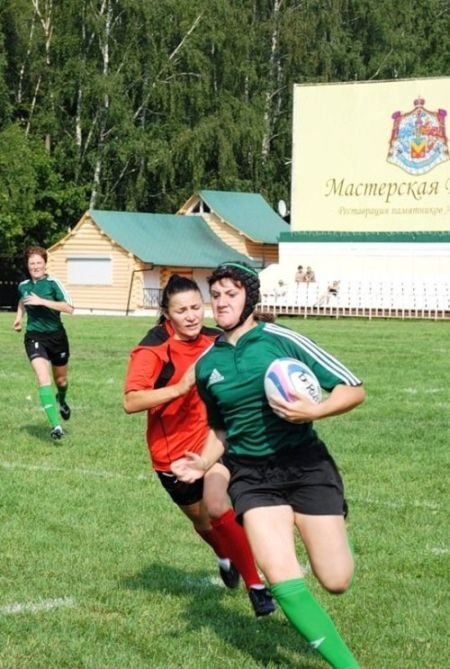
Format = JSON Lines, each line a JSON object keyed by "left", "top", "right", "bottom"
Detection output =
{"left": 196, "top": 190, "right": 289, "bottom": 243}
{"left": 89, "top": 210, "right": 257, "bottom": 268}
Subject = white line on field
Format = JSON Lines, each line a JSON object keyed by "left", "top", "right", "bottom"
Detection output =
{"left": 0, "top": 460, "right": 151, "bottom": 482}
{"left": 401, "top": 387, "right": 446, "bottom": 394}
{"left": 184, "top": 575, "right": 223, "bottom": 589}
{"left": 0, "top": 461, "right": 442, "bottom": 511}
{"left": 429, "top": 547, "right": 449, "bottom": 555}
{"left": 0, "top": 596, "right": 74, "bottom": 616}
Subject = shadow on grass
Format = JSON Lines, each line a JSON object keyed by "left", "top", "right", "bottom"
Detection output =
{"left": 122, "top": 562, "right": 317, "bottom": 669}
{"left": 20, "top": 423, "right": 71, "bottom": 445}
{"left": 20, "top": 423, "right": 56, "bottom": 443}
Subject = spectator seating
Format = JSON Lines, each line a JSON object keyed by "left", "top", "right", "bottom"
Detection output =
{"left": 258, "top": 280, "right": 450, "bottom": 319}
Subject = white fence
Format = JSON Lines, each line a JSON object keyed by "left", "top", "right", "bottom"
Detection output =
{"left": 259, "top": 280, "right": 450, "bottom": 319}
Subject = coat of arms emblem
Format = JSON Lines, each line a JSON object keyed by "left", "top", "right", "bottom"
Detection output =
{"left": 387, "top": 98, "right": 449, "bottom": 175}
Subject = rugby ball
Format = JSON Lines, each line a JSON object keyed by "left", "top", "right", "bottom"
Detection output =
{"left": 264, "top": 358, "right": 322, "bottom": 408}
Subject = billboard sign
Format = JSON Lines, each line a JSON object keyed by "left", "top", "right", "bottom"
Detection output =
{"left": 290, "top": 77, "right": 450, "bottom": 232}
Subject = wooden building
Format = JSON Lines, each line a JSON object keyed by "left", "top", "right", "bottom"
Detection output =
{"left": 47, "top": 191, "right": 288, "bottom": 314}
{"left": 179, "top": 190, "right": 287, "bottom": 267}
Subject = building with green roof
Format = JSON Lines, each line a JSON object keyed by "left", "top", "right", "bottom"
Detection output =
{"left": 48, "top": 191, "right": 288, "bottom": 314}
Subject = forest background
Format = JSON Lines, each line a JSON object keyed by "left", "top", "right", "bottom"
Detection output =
{"left": 0, "top": 0, "right": 449, "bottom": 277}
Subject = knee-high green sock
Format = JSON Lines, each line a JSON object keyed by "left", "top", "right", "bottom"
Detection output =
{"left": 38, "top": 385, "right": 60, "bottom": 428}
{"left": 56, "top": 382, "right": 68, "bottom": 404}
{"left": 271, "top": 578, "right": 360, "bottom": 669}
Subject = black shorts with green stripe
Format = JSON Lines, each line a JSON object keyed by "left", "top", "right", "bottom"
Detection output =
{"left": 224, "top": 439, "right": 348, "bottom": 521}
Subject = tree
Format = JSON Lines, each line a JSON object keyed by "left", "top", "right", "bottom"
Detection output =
{"left": 0, "top": 124, "right": 37, "bottom": 267}
{"left": 0, "top": 0, "right": 447, "bottom": 257}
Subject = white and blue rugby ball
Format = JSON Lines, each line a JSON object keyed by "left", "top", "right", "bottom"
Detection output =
{"left": 264, "top": 358, "right": 322, "bottom": 410}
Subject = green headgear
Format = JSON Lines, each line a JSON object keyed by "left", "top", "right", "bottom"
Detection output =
{"left": 208, "top": 261, "right": 260, "bottom": 330}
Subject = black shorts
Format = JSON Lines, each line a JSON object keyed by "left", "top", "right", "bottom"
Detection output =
{"left": 24, "top": 329, "right": 70, "bottom": 366}
{"left": 156, "top": 471, "right": 204, "bottom": 507}
{"left": 224, "top": 440, "right": 347, "bottom": 520}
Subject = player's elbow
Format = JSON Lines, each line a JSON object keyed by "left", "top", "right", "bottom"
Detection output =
{"left": 123, "top": 394, "right": 135, "bottom": 414}
{"left": 353, "top": 384, "right": 366, "bottom": 406}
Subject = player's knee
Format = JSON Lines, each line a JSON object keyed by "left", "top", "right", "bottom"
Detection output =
{"left": 54, "top": 374, "right": 67, "bottom": 387}
{"left": 203, "top": 486, "right": 230, "bottom": 518}
{"left": 205, "top": 499, "right": 229, "bottom": 519}
{"left": 319, "top": 571, "right": 353, "bottom": 594}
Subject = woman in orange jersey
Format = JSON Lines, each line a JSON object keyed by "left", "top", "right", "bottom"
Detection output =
{"left": 123, "top": 274, "right": 274, "bottom": 617}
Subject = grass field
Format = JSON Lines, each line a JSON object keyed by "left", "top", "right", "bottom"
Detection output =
{"left": 1, "top": 312, "right": 449, "bottom": 669}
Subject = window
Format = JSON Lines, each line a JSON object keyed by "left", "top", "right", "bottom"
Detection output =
{"left": 67, "top": 257, "right": 112, "bottom": 285}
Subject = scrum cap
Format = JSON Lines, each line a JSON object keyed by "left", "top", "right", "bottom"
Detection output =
{"left": 208, "top": 261, "right": 260, "bottom": 330}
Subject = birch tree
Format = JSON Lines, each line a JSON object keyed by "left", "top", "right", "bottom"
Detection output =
{"left": 0, "top": 0, "right": 448, "bottom": 268}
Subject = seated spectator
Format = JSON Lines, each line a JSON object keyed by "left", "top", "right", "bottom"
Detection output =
{"left": 294, "top": 265, "right": 306, "bottom": 283}
{"left": 317, "top": 280, "right": 340, "bottom": 307}
{"left": 274, "top": 279, "right": 287, "bottom": 299}
{"left": 304, "top": 266, "right": 316, "bottom": 283}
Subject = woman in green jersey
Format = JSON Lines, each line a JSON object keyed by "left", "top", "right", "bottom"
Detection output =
{"left": 13, "top": 246, "right": 74, "bottom": 440}
{"left": 172, "top": 261, "right": 366, "bottom": 669}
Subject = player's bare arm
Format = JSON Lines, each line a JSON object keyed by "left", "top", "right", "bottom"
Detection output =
{"left": 171, "top": 428, "right": 226, "bottom": 482}
{"left": 13, "top": 299, "right": 25, "bottom": 331}
{"left": 270, "top": 384, "right": 366, "bottom": 424}
{"left": 22, "top": 292, "right": 74, "bottom": 314}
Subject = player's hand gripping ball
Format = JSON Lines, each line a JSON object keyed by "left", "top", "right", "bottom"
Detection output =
{"left": 264, "top": 358, "right": 322, "bottom": 418}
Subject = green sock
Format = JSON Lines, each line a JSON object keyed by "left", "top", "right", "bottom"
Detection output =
{"left": 271, "top": 578, "right": 360, "bottom": 669}
{"left": 56, "top": 382, "right": 68, "bottom": 404}
{"left": 38, "top": 385, "right": 60, "bottom": 428}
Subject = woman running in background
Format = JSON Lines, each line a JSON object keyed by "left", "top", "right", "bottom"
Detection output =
{"left": 13, "top": 246, "right": 74, "bottom": 440}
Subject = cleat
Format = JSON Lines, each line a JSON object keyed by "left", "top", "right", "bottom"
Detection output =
{"left": 50, "top": 426, "right": 64, "bottom": 440}
{"left": 219, "top": 562, "right": 240, "bottom": 589}
{"left": 59, "top": 401, "right": 71, "bottom": 421}
{"left": 248, "top": 587, "right": 276, "bottom": 617}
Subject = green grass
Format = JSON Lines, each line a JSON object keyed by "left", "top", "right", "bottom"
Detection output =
{"left": 0, "top": 312, "right": 449, "bottom": 668}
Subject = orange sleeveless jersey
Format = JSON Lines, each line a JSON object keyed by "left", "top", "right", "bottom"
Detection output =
{"left": 124, "top": 321, "right": 219, "bottom": 472}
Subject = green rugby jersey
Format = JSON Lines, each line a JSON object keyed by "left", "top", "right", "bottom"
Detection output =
{"left": 196, "top": 321, "right": 362, "bottom": 458}
{"left": 18, "top": 275, "right": 72, "bottom": 333}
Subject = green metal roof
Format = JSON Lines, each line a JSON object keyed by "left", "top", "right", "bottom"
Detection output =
{"left": 90, "top": 210, "right": 258, "bottom": 268}
{"left": 198, "top": 190, "right": 289, "bottom": 243}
